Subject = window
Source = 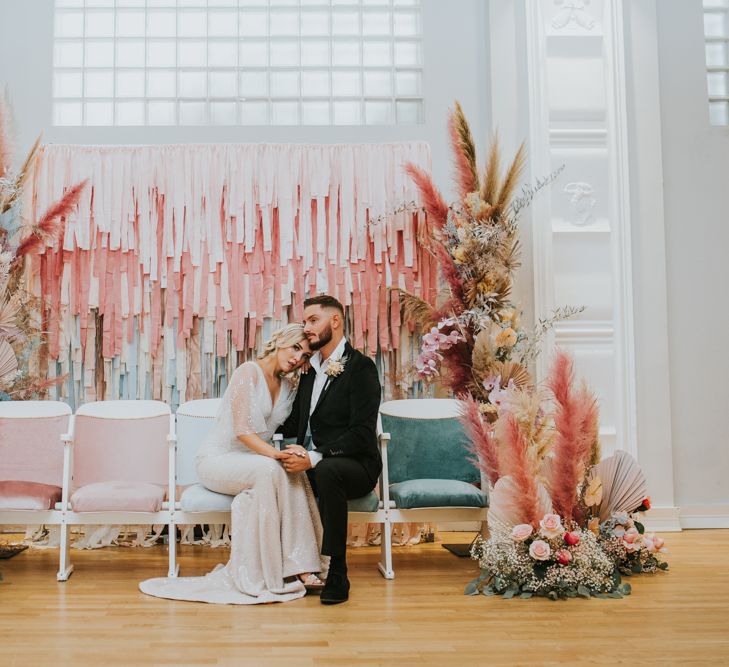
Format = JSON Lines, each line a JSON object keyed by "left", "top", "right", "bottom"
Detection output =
{"left": 704, "top": 0, "right": 729, "bottom": 125}
{"left": 52, "top": 0, "right": 424, "bottom": 127}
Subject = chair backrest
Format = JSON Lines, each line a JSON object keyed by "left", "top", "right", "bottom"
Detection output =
{"left": 0, "top": 401, "right": 72, "bottom": 485}
{"left": 175, "top": 399, "right": 222, "bottom": 486}
{"left": 72, "top": 400, "right": 171, "bottom": 490}
{"left": 379, "top": 398, "right": 479, "bottom": 485}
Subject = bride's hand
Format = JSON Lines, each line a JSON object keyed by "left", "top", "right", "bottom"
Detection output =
{"left": 285, "top": 444, "right": 308, "bottom": 458}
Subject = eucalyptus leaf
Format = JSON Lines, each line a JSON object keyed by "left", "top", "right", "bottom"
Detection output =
{"left": 608, "top": 591, "right": 623, "bottom": 599}
{"left": 577, "top": 585, "right": 591, "bottom": 599}
{"left": 631, "top": 563, "right": 643, "bottom": 574}
{"left": 520, "top": 592, "right": 533, "bottom": 599}
{"left": 547, "top": 591, "right": 559, "bottom": 601}
{"left": 483, "top": 586, "right": 495, "bottom": 596}
{"left": 503, "top": 589, "right": 517, "bottom": 600}
{"left": 619, "top": 583, "right": 632, "bottom": 595}
{"left": 464, "top": 581, "right": 480, "bottom": 596}
{"left": 634, "top": 521, "right": 645, "bottom": 534}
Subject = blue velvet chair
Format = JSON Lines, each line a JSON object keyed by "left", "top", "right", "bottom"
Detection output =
{"left": 378, "top": 398, "right": 488, "bottom": 573}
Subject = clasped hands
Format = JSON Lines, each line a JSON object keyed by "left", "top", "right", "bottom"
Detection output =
{"left": 278, "top": 444, "right": 313, "bottom": 473}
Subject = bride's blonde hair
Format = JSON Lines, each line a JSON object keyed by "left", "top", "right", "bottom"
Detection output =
{"left": 257, "top": 323, "right": 307, "bottom": 360}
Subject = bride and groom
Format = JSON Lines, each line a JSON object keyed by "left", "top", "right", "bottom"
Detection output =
{"left": 140, "top": 295, "right": 382, "bottom": 605}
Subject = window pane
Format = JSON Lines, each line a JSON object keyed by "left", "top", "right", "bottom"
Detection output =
{"left": 178, "top": 10, "right": 207, "bottom": 37}
{"left": 86, "top": 11, "right": 115, "bottom": 38}
{"left": 302, "top": 100, "right": 330, "bottom": 125}
{"left": 271, "top": 100, "right": 299, "bottom": 124}
{"left": 85, "top": 100, "right": 114, "bottom": 125}
{"left": 180, "top": 101, "right": 207, "bottom": 124}
{"left": 116, "top": 70, "right": 146, "bottom": 97}
{"left": 85, "top": 41, "right": 115, "bottom": 67}
{"left": 395, "top": 69, "right": 420, "bottom": 95}
{"left": 117, "top": 40, "right": 146, "bottom": 67}
{"left": 270, "top": 40, "right": 299, "bottom": 66}
{"left": 54, "top": 71, "right": 83, "bottom": 97}
{"left": 706, "top": 42, "right": 728, "bottom": 67}
{"left": 333, "top": 39, "right": 360, "bottom": 65}
{"left": 178, "top": 40, "right": 207, "bottom": 67}
{"left": 211, "top": 101, "right": 238, "bottom": 124}
{"left": 365, "top": 100, "right": 393, "bottom": 124}
{"left": 301, "top": 12, "right": 329, "bottom": 36}
{"left": 270, "top": 10, "right": 299, "bottom": 36}
{"left": 302, "top": 70, "right": 330, "bottom": 96}
{"left": 394, "top": 40, "right": 419, "bottom": 65}
{"left": 179, "top": 71, "right": 207, "bottom": 97}
{"left": 333, "top": 100, "right": 361, "bottom": 124}
{"left": 301, "top": 40, "right": 329, "bottom": 65}
{"left": 209, "top": 11, "right": 238, "bottom": 37}
{"left": 704, "top": 11, "right": 728, "bottom": 38}
{"left": 709, "top": 99, "right": 729, "bottom": 124}
{"left": 364, "top": 70, "right": 391, "bottom": 96}
{"left": 117, "top": 11, "right": 146, "bottom": 37}
{"left": 393, "top": 11, "right": 419, "bottom": 36}
{"left": 209, "top": 70, "right": 237, "bottom": 97}
{"left": 708, "top": 71, "right": 728, "bottom": 96}
{"left": 85, "top": 70, "right": 114, "bottom": 97}
{"left": 332, "top": 10, "right": 360, "bottom": 35}
{"left": 54, "top": 101, "right": 83, "bottom": 126}
{"left": 147, "top": 11, "right": 176, "bottom": 38}
{"left": 209, "top": 41, "right": 238, "bottom": 67}
{"left": 241, "top": 100, "right": 269, "bottom": 124}
{"left": 147, "top": 40, "right": 176, "bottom": 67}
{"left": 148, "top": 100, "right": 176, "bottom": 124}
{"left": 240, "top": 11, "right": 268, "bottom": 36}
{"left": 271, "top": 70, "right": 299, "bottom": 96}
{"left": 363, "top": 40, "right": 391, "bottom": 66}
{"left": 55, "top": 41, "right": 84, "bottom": 67}
{"left": 332, "top": 70, "right": 361, "bottom": 96}
{"left": 147, "top": 70, "right": 177, "bottom": 97}
{"left": 55, "top": 11, "right": 84, "bottom": 37}
{"left": 240, "top": 70, "right": 268, "bottom": 96}
{"left": 116, "top": 100, "right": 145, "bottom": 125}
{"left": 363, "top": 11, "right": 390, "bottom": 36}
{"left": 396, "top": 98, "right": 422, "bottom": 123}
{"left": 240, "top": 40, "right": 268, "bottom": 66}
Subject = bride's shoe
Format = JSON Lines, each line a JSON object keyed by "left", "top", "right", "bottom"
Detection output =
{"left": 298, "top": 572, "right": 325, "bottom": 592}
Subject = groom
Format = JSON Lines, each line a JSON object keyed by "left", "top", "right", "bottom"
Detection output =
{"left": 280, "top": 294, "right": 382, "bottom": 604}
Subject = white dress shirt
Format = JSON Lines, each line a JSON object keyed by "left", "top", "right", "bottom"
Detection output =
{"left": 306, "top": 336, "right": 348, "bottom": 467}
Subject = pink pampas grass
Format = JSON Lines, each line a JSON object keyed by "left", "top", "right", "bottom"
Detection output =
{"left": 546, "top": 350, "right": 599, "bottom": 522}
{"left": 15, "top": 179, "right": 88, "bottom": 259}
{"left": 404, "top": 162, "right": 449, "bottom": 231}
{"left": 495, "top": 412, "right": 542, "bottom": 528}
{"left": 460, "top": 393, "right": 500, "bottom": 487}
{"left": 448, "top": 102, "right": 479, "bottom": 200}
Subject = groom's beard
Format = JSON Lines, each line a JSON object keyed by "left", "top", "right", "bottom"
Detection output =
{"left": 308, "top": 323, "right": 333, "bottom": 351}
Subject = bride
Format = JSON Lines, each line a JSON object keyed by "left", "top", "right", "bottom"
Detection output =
{"left": 140, "top": 324, "right": 327, "bottom": 604}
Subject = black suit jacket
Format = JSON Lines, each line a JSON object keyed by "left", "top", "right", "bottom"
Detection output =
{"left": 281, "top": 341, "right": 382, "bottom": 484}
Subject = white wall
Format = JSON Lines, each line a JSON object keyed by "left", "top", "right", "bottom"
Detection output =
{"left": 653, "top": 0, "right": 729, "bottom": 518}
{"left": 0, "top": 0, "right": 490, "bottom": 198}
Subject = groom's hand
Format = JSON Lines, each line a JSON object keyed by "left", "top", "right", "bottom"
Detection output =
{"left": 282, "top": 445, "right": 313, "bottom": 473}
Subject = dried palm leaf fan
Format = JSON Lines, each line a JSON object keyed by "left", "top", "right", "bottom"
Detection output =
{"left": 589, "top": 450, "right": 648, "bottom": 522}
{"left": 0, "top": 339, "right": 18, "bottom": 379}
{"left": 489, "top": 360, "right": 533, "bottom": 389}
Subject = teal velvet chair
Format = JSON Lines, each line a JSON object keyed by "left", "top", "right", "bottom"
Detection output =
{"left": 378, "top": 398, "right": 488, "bottom": 573}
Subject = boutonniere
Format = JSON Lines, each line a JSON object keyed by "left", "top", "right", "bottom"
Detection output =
{"left": 324, "top": 354, "right": 348, "bottom": 378}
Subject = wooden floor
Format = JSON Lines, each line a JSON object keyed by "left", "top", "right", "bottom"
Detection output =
{"left": 1, "top": 530, "right": 728, "bottom": 667}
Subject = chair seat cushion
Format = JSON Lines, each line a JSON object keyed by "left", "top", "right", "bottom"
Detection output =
{"left": 70, "top": 481, "right": 165, "bottom": 512}
{"left": 179, "top": 483, "right": 234, "bottom": 512}
{"left": 347, "top": 491, "right": 379, "bottom": 513}
{"left": 0, "top": 480, "right": 62, "bottom": 510}
{"left": 389, "top": 479, "right": 487, "bottom": 509}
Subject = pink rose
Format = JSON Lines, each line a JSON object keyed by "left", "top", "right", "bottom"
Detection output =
{"left": 642, "top": 536, "right": 656, "bottom": 553}
{"left": 623, "top": 540, "right": 642, "bottom": 553}
{"left": 529, "top": 540, "right": 551, "bottom": 561}
{"left": 511, "top": 524, "right": 534, "bottom": 542}
{"left": 555, "top": 549, "right": 572, "bottom": 566}
{"left": 539, "top": 513, "right": 565, "bottom": 539}
{"left": 564, "top": 531, "right": 581, "bottom": 546}
{"left": 653, "top": 535, "right": 666, "bottom": 551}
{"left": 623, "top": 527, "right": 640, "bottom": 544}
{"left": 612, "top": 525, "right": 626, "bottom": 538}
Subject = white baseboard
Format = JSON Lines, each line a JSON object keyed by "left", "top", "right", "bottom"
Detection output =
{"left": 642, "top": 507, "right": 682, "bottom": 532}
{"left": 678, "top": 504, "right": 729, "bottom": 529}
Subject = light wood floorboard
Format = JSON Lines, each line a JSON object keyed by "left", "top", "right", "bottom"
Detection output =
{"left": 1, "top": 530, "right": 728, "bottom": 666}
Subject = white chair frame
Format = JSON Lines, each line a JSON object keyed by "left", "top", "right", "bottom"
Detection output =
{"left": 57, "top": 401, "right": 178, "bottom": 581}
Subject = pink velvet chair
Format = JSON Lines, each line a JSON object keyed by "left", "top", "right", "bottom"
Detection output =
{"left": 0, "top": 401, "right": 71, "bottom": 534}
{"left": 57, "top": 400, "right": 177, "bottom": 581}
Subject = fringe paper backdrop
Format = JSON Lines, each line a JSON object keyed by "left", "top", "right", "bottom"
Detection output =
{"left": 22, "top": 142, "right": 437, "bottom": 408}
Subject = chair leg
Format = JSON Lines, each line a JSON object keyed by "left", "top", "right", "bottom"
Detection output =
{"left": 57, "top": 521, "right": 74, "bottom": 581}
{"left": 167, "top": 522, "right": 179, "bottom": 578}
{"left": 377, "top": 518, "right": 395, "bottom": 580}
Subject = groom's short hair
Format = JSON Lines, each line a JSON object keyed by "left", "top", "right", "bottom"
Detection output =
{"left": 304, "top": 294, "right": 344, "bottom": 317}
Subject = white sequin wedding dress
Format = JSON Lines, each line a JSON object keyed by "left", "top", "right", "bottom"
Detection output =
{"left": 140, "top": 362, "right": 327, "bottom": 604}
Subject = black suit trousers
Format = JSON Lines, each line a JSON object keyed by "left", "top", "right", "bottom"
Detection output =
{"left": 308, "top": 456, "right": 376, "bottom": 558}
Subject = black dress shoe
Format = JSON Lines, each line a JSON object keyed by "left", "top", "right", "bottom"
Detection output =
{"left": 320, "top": 572, "right": 350, "bottom": 604}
